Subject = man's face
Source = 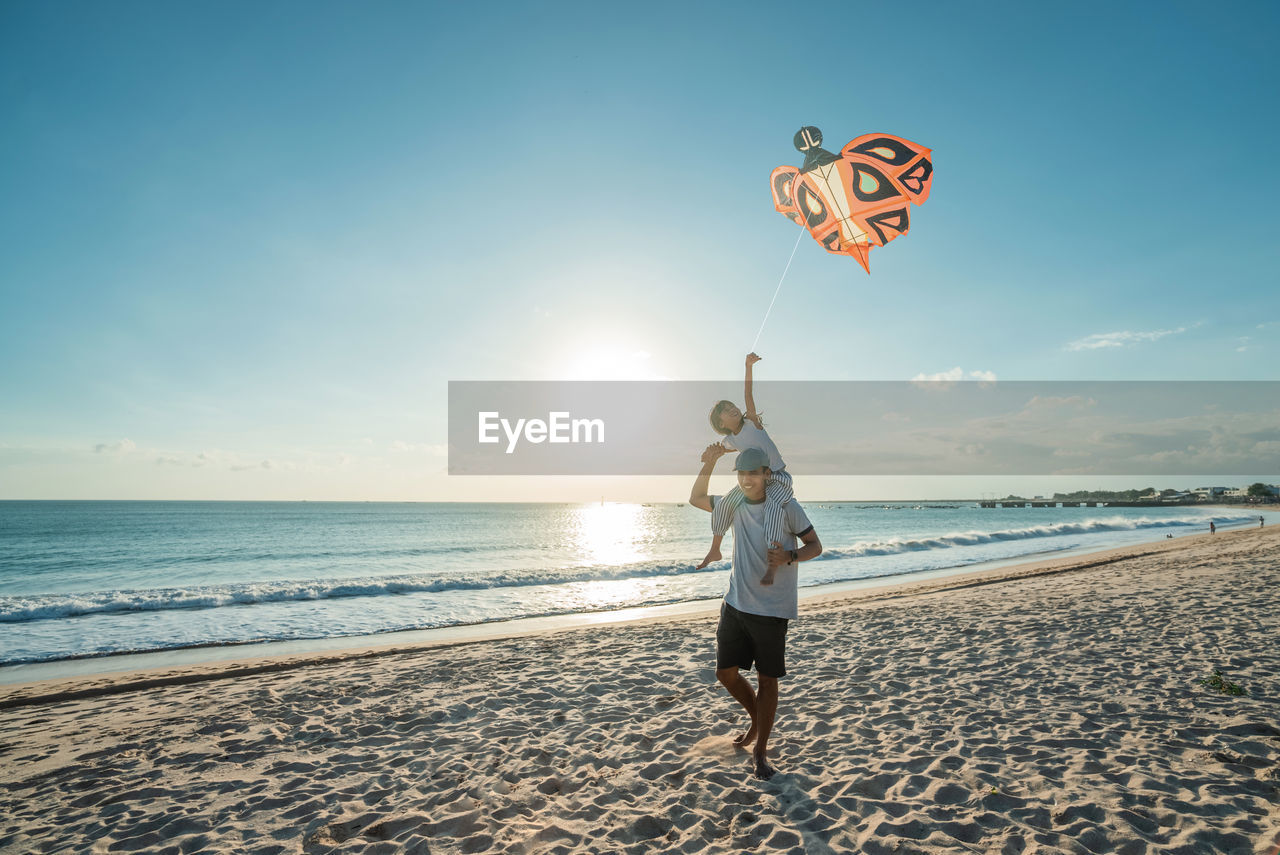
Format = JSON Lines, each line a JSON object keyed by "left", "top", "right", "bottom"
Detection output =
{"left": 736, "top": 467, "right": 768, "bottom": 501}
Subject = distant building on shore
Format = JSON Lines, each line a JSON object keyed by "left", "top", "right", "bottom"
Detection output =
{"left": 1223, "top": 485, "right": 1279, "bottom": 500}
{"left": 980, "top": 484, "right": 1279, "bottom": 509}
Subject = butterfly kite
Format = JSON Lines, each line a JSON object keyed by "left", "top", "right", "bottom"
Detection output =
{"left": 771, "top": 126, "right": 933, "bottom": 273}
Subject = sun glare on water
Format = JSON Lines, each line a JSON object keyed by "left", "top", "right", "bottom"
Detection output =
{"left": 571, "top": 502, "right": 652, "bottom": 566}
{"left": 568, "top": 502, "right": 668, "bottom": 611}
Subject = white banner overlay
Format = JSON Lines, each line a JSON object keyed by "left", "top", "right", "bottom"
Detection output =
{"left": 448, "top": 381, "right": 1280, "bottom": 476}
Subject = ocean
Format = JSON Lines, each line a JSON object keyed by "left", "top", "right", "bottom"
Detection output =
{"left": 0, "top": 500, "right": 1259, "bottom": 670}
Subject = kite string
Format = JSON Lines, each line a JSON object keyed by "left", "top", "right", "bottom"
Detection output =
{"left": 750, "top": 228, "right": 805, "bottom": 352}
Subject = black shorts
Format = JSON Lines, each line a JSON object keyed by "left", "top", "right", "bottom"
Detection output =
{"left": 716, "top": 601, "right": 789, "bottom": 678}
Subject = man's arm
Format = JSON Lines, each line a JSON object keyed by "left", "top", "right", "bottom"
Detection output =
{"left": 767, "top": 527, "right": 822, "bottom": 571}
{"left": 744, "top": 352, "right": 762, "bottom": 425}
{"left": 688, "top": 443, "right": 727, "bottom": 512}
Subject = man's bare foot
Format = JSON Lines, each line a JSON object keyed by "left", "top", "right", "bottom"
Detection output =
{"left": 760, "top": 569, "right": 777, "bottom": 586}
{"left": 696, "top": 546, "right": 722, "bottom": 570}
{"left": 733, "top": 722, "right": 758, "bottom": 748}
{"left": 753, "top": 752, "right": 776, "bottom": 780}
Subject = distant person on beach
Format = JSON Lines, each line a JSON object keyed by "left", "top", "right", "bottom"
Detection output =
{"left": 698, "top": 352, "right": 794, "bottom": 585}
{"left": 1261, "top": 516, "right": 1265, "bottom": 528}
{"left": 1210, "top": 521, "right": 1216, "bottom": 534}
{"left": 689, "top": 444, "right": 822, "bottom": 780}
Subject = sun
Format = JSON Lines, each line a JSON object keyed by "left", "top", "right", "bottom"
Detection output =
{"left": 563, "top": 345, "right": 668, "bottom": 381}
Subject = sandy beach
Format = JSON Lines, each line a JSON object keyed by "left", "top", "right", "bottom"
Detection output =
{"left": 2, "top": 525, "right": 1278, "bottom": 854}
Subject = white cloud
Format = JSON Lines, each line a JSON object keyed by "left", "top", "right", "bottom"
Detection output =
{"left": 911, "top": 367, "right": 998, "bottom": 384}
{"left": 1065, "top": 326, "right": 1189, "bottom": 351}
{"left": 390, "top": 441, "right": 447, "bottom": 456}
{"left": 230, "top": 459, "right": 282, "bottom": 472}
{"left": 913, "top": 367, "right": 963, "bottom": 382}
{"left": 93, "top": 438, "right": 136, "bottom": 455}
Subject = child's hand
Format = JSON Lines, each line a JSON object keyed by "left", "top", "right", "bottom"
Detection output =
{"left": 700, "top": 443, "right": 728, "bottom": 465}
{"left": 746, "top": 352, "right": 762, "bottom": 367}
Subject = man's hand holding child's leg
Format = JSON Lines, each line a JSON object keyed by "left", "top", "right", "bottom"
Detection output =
{"left": 763, "top": 540, "right": 791, "bottom": 586}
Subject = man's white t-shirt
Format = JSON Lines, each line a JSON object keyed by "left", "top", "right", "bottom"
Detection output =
{"left": 721, "top": 421, "right": 786, "bottom": 472}
{"left": 711, "top": 495, "right": 812, "bottom": 620}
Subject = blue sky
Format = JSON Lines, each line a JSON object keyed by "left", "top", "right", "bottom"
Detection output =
{"left": 2, "top": 1, "right": 1277, "bottom": 500}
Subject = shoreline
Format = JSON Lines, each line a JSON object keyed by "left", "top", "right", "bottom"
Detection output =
{"left": 0, "top": 504, "right": 1262, "bottom": 690}
{"left": 2, "top": 522, "right": 1276, "bottom": 853}
{"left": 0, "top": 521, "right": 1263, "bottom": 708}
{"left": 0, "top": 540, "right": 1099, "bottom": 686}
{"left": 3, "top": 498, "right": 1275, "bottom": 505}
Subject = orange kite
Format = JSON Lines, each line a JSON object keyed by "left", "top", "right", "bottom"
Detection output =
{"left": 771, "top": 126, "right": 933, "bottom": 272}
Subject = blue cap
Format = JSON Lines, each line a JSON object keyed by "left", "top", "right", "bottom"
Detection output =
{"left": 733, "top": 447, "right": 770, "bottom": 472}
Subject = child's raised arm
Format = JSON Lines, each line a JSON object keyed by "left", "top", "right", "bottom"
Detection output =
{"left": 744, "top": 352, "right": 763, "bottom": 428}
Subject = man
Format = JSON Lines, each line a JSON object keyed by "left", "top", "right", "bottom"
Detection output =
{"left": 689, "top": 444, "right": 822, "bottom": 779}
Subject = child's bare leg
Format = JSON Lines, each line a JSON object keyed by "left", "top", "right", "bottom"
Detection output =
{"left": 701, "top": 489, "right": 742, "bottom": 569}
{"left": 696, "top": 535, "right": 724, "bottom": 570}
